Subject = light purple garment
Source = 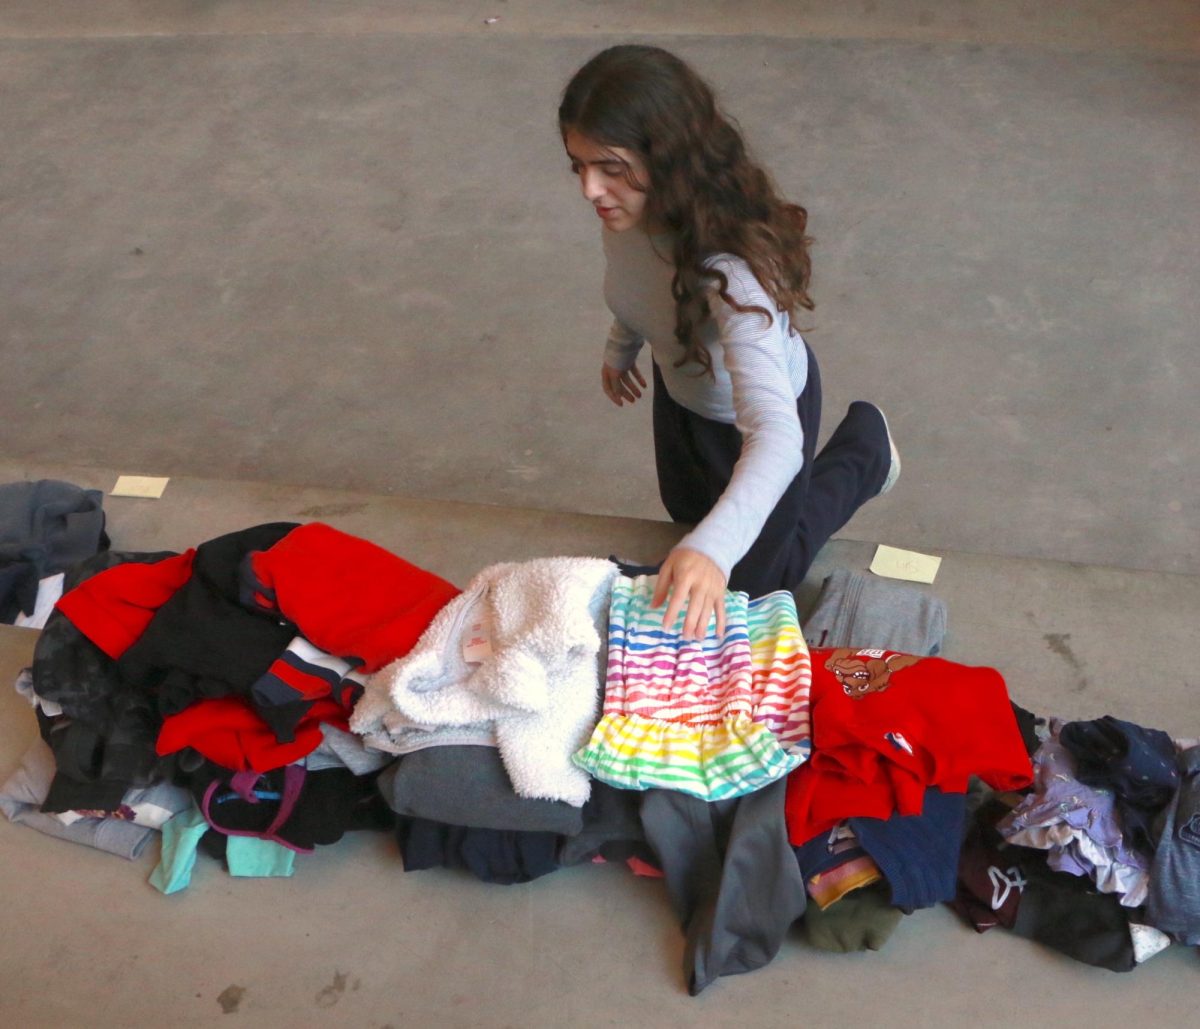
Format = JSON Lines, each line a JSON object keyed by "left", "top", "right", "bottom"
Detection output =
{"left": 998, "top": 724, "right": 1148, "bottom": 906}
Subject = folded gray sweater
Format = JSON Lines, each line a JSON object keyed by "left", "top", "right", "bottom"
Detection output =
{"left": 801, "top": 568, "right": 947, "bottom": 656}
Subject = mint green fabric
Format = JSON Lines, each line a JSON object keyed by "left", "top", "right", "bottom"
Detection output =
{"left": 150, "top": 805, "right": 296, "bottom": 893}
{"left": 149, "top": 805, "right": 209, "bottom": 895}
{"left": 226, "top": 836, "right": 295, "bottom": 878}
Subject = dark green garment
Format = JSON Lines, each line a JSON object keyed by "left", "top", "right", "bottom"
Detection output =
{"left": 801, "top": 881, "right": 904, "bottom": 952}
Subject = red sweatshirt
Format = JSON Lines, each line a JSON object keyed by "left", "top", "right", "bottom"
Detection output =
{"left": 55, "top": 551, "right": 196, "bottom": 658}
{"left": 243, "top": 522, "right": 460, "bottom": 674}
{"left": 784, "top": 648, "right": 1033, "bottom": 844}
{"left": 157, "top": 695, "right": 349, "bottom": 772}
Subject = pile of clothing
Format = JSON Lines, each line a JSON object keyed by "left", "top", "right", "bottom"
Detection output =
{"left": 4, "top": 520, "right": 459, "bottom": 888}
{"left": 2, "top": 505, "right": 1198, "bottom": 995}
{"left": 949, "top": 714, "right": 1197, "bottom": 971}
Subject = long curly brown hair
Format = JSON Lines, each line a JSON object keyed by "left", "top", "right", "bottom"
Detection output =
{"left": 559, "top": 45, "right": 814, "bottom": 376}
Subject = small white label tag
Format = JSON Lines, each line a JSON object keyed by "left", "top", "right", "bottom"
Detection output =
{"left": 461, "top": 610, "right": 494, "bottom": 663}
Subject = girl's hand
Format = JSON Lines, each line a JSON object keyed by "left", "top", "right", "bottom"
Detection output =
{"left": 601, "top": 362, "right": 647, "bottom": 406}
{"left": 652, "top": 547, "right": 728, "bottom": 641}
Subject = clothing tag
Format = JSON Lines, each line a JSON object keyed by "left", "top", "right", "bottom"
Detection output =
{"left": 111, "top": 475, "right": 170, "bottom": 499}
{"left": 129, "top": 801, "right": 177, "bottom": 830}
{"left": 870, "top": 544, "right": 942, "bottom": 583}
{"left": 461, "top": 610, "right": 494, "bottom": 663}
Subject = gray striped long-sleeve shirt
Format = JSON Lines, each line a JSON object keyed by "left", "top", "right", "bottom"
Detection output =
{"left": 601, "top": 227, "right": 809, "bottom": 580}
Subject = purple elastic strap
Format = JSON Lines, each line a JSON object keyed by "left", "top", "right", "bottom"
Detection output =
{"left": 201, "top": 764, "right": 313, "bottom": 854}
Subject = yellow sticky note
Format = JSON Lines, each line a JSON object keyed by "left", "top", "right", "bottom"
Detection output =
{"left": 111, "top": 475, "right": 170, "bottom": 499}
{"left": 869, "top": 544, "right": 942, "bottom": 584}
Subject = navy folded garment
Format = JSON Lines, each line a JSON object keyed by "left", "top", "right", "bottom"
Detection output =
{"left": 395, "top": 817, "right": 560, "bottom": 885}
{"left": 849, "top": 786, "right": 967, "bottom": 912}
{"left": 0, "top": 479, "right": 108, "bottom": 622}
{"left": 793, "top": 823, "right": 871, "bottom": 884}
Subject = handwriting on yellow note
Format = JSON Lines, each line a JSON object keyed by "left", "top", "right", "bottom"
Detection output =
{"left": 869, "top": 544, "right": 942, "bottom": 584}
{"left": 111, "top": 475, "right": 170, "bottom": 499}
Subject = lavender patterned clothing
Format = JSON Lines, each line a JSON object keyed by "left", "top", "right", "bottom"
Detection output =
{"left": 998, "top": 725, "right": 1149, "bottom": 907}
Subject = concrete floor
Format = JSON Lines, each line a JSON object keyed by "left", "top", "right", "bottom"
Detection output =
{"left": 1, "top": 462, "right": 1198, "bottom": 1028}
{"left": 1, "top": 3, "right": 1198, "bottom": 1026}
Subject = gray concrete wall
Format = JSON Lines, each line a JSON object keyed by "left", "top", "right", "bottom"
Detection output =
{"left": 2, "top": 3, "right": 1197, "bottom": 575}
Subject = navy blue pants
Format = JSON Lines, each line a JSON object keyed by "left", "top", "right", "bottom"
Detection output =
{"left": 652, "top": 346, "right": 888, "bottom": 597}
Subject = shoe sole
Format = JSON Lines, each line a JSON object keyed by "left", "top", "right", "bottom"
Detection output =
{"left": 878, "top": 408, "right": 901, "bottom": 495}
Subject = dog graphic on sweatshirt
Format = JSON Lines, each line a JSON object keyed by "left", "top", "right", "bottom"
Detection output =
{"left": 824, "top": 648, "right": 922, "bottom": 698}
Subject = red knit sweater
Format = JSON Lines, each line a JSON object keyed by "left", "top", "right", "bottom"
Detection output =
{"left": 784, "top": 648, "right": 1033, "bottom": 844}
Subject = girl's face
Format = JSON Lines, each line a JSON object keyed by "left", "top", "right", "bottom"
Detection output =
{"left": 564, "top": 129, "right": 650, "bottom": 233}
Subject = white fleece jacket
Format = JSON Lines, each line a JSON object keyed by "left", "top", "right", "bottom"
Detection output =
{"left": 350, "top": 556, "right": 617, "bottom": 807}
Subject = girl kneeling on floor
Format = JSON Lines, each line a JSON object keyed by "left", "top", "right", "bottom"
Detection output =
{"left": 559, "top": 45, "right": 900, "bottom": 639}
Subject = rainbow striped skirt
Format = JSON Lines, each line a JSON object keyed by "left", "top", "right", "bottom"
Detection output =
{"left": 573, "top": 574, "right": 812, "bottom": 800}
